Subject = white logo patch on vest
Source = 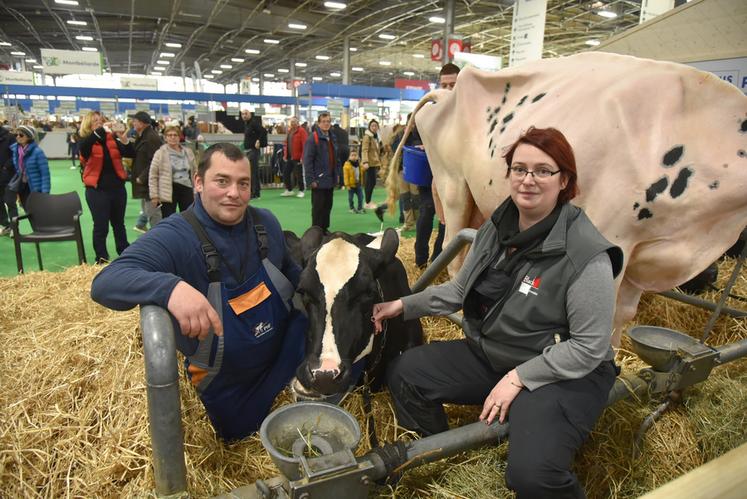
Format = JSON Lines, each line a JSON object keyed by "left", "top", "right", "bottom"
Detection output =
{"left": 315, "top": 239, "right": 361, "bottom": 367}
{"left": 519, "top": 274, "right": 541, "bottom": 296}
{"left": 254, "top": 321, "right": 273, "bottom": 338}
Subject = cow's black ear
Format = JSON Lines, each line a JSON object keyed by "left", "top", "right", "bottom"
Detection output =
{"left": 301, "top": 226, "right": 325, "bottom": 263}
{"left": 379, "top": 228, "right": 399, "bottom": 264}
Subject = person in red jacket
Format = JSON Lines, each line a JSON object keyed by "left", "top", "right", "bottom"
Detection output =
{"left": 281, "top": 116, "right": 308, "bottom": 198}
{"left": 79, "top": 111, "right": 130, "bottom": 263}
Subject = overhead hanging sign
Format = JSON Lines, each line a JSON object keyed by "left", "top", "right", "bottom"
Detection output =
{"left": 0, "top": 70, "right": 34, "bottom": 85}
{"left": 509, "top": 0, "right": 548, "bottom": 67}
{"left": 41, "top": 48, "right": 102, "bottom": 75}
{"left": 447, "top": 35, "right": 471, "bottom": 61}
{"left": 240, "top": 79, "right": 252, "bottom": 95}
{"left": 431, "top": 37, "right": 443, "bottom": 62}
{"left": 640, "top": 0, "right": 674, "bottom": 23}
{"left": 120, "top": 76, "right": 158, "bottom": 91}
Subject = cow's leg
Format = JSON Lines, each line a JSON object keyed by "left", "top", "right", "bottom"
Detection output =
{"left": 613, "top": 277, "right": 644, "bottom": 347}
{"left": 436, "top": 179, "right": 477, "bottom": 275}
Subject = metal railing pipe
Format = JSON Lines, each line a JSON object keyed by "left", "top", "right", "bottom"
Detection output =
{"left": 716, "top": 338, "right": 747, "bottom": 365}
{"left": 657, "top": 290, "right": 747, "bottom": 318}
{"left": 140, "top": 305, "right": 188, "bottom": 497}
{"left": 411, "top": 228, "right": 476, "bottom": 294}
{"left": 367, "top": 373, "right": 648, "bottom": 481}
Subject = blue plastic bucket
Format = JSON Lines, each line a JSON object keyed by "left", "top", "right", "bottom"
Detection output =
{"left": 402, "top": 146, "right": 432, "bottom": 186}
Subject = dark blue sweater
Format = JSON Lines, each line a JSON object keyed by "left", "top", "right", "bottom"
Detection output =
{"left": 91, "top": 195, "right": 300, "bottom": 312}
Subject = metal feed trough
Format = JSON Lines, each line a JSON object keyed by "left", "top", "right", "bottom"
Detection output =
{"left": 139, "top": 229, "right": 747, "bottom": 498}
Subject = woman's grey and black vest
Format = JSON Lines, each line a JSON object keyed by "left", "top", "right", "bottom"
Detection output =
{"left": 462, "top": 203, "right": 623, "bottom": 372}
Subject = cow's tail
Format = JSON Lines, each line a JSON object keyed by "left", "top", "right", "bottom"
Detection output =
{"left": 385, "top": 90, "right": 442, "bottom": 216}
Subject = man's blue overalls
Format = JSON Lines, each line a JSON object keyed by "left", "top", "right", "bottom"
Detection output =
{"left": 182, "top": 208, "right": 306, "bottom": 441}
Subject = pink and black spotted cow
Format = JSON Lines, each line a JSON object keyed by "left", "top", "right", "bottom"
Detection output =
{"left": 388, "top": 52, "right": 747, "bottom": 344}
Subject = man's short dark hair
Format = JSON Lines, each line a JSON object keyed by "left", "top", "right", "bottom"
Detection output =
{"left": 318, "top": 111, "right": 331, "bottom": 122}
{"left": 197, "top": 142, "right": 246, "bottom": 178}
{"left": 439, "top": 63, "right": 460, "bottom": 77}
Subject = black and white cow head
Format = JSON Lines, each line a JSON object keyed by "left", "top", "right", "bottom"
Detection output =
{"left": 292, "top": 227, "right": 399, "bottom": 398}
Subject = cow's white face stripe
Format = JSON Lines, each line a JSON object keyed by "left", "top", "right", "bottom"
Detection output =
{"left": 353, "top": 335, "right": 374, "bottom": 364}
{"left": 315, "top": 239, "right": 360, "bottom": 367}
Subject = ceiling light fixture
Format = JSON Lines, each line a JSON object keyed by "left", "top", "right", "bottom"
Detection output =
{"left": 164, "top": 42, "right": 182, "bottom": 48}
{"left": 264, "top": 73, "right": 275, "bottom": 78}
{"left": 66, "top": 20, "right": 87, "bottom": 26}
{"left": 315, "top": 55, "right": 330, "bottom": 60}
{"left": 352, "top": 67, "right": 363, "bottom": 72}
{"left": 349, "top": 47, "right": 358, "bottom": 52}
{"left": 252, "top": 77, "right": 260, "bottom": 82}
{"left": 204, "top": 74, "right": 214, "bottom": 79}
{"left": 0, "top": 42, "right": 11, "bottom": 47}
{"left": 264, "top": 38, "right": 280, "bottom": 45}
{"left": 403, "top": 71, "right": 415, "bottom": 76}
{"left": 585, "top": 39, "right": 601, "bottom": 46}
{"left": 157, "top": 60, "right": 170, "bottom": 65}
{"left": 160, "top": 52, "right": 175, "bottom": 58}
{"left": 295, "top": 62, "right": 307, "bottom": 67}
{"left": 75, "top": 35, "right": 94, "bottom": 41}
{"left": 81, "top": 47, "right": 98, "bottom": 52}
{"left": 278, "top": 68, "right": 289, "bottom": 73}
{"left": 312, "top": 76, "right": 323, "bottom": 81}
{"left": 210, "top": 70, "right": 223, "bottom": 74}
{"left": 33, "top": 65, "right": 43, "bottom": 69}
{"left": 428, "top": 16, "right": 445, "bottom": 24}
{"left": 596, "top": 10, "right": 617, "bottom": 18}
{"left": 245, "top": 49, "right": 260, "bottom": 55}
{"left": 231, "top": 57, "right": 245, "bottom": 63}
{"left": 151, "top": 71, "right": 163, "bottom": 76}
{"left": 378, "top": 33, "right": 396, "bottom": 40}
{"left": 413, "top": 54, "right": 425, "bottom": 58}
{"left": 10, "top": 51, "right": 26, "bottom": 56}
{"left": 220, "top": 64, "right": 233, "bottom": 69}
{"left": 288, "top": 23, "right": 307, "bottom": 30}
{"left": 25, "top": 59, "right": 37, "bottom": 63}
{"left": 330, "top": 72, "right": 341, "bottom": 77}
{"left": 324, "top": 1, "right": 347, "bottom": 9}
{"left": 55, "top": 0, "right": 79, "bottom": 5}
{"left": 154, "top": 66, "right": 167, "bottom": 71}
{"left": 379, "top": 61, "right": 392, "bottom": 66}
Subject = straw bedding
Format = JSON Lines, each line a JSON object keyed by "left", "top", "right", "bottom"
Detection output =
{"left": 1, "top": 240, "right": 745, "bottom": 498}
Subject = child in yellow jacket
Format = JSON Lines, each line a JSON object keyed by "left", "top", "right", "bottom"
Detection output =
{"left": 343, "top": 149, "right": 364, "bottom": 213}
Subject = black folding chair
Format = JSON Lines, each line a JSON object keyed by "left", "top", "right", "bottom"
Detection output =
{"left": 11, "top": 191, "right": 87, "bottom": 273}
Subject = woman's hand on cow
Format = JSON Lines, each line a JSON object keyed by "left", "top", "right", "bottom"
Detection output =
{"left": 372, "top": 299, "right": 404, "bottom": 333}
{"left": 479, "top": 369, "right": 524, "bottom": 425}
{"left": 167, "top": 281, "right": 223, "bottom": 340}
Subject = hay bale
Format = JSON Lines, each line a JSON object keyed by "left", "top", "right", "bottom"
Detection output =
{"left": 1, "top": 244, "right": 745, "bottom": 498}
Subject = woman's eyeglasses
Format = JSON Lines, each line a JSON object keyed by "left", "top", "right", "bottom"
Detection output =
{"left": 509, "top": 166, "right": 561, "bottom": 180}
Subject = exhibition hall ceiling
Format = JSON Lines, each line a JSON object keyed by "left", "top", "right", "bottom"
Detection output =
{"left": 1, "top": 0, "right": 644, "bottom": 86}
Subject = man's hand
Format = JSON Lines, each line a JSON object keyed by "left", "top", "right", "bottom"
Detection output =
{"left": 372, "top": 299, "right": 404, "bottom": 333}
{"left": 167, "top": 281, "right": 223, "bottom": 340}
{"left": 151, "top": 197, "right": 160, "bottom": 208}
{"left": 310, "top": 181, "right": 318, "bottom": 189}
{"left": 479, "top": 369, "right": 524, "bottom": 425}
{"left": 255, "top": 139, "right": 260, "bottom": 149}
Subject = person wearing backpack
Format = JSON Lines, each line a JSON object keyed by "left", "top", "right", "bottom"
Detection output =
{"left": 302, "top": 112, "right": 340, "bottom": 233}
